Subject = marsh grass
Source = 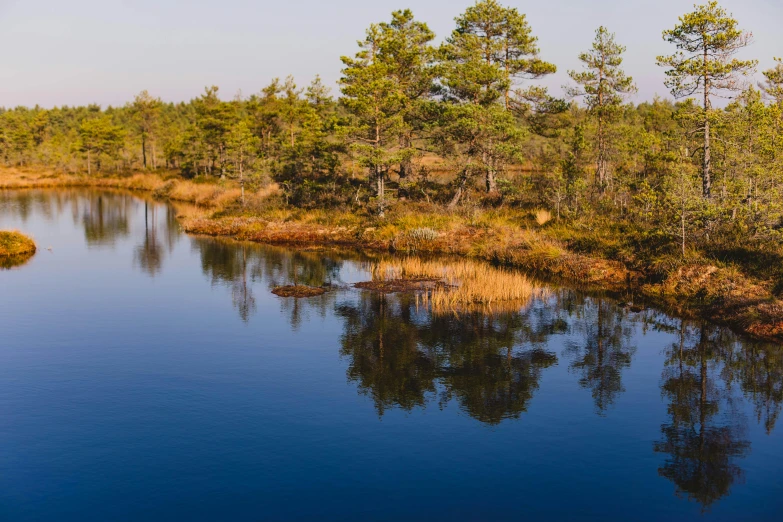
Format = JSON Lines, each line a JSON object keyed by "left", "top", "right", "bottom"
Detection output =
{"left": 0, "top": 230, "right": 36, "bottom": 257}
{"left": 0, "top": 168, "right": 279, "bottom": 211}
{"left": 0, "top": 230, "right": 37, "bottom": 268}
{"left": 364, "top": 257, "right": 542, "bottom": 314}
{"left": 534, "top": 209, "right": 552, "bottom": 226}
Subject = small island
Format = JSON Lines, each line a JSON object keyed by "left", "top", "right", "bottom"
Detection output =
{"left": 271, "top": 285, "right": 326, "bottom": 298}
{"left": 0, "top": 231, "right": 37, "bottom": 267}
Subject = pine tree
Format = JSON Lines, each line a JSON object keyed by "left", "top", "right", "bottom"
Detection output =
{"left": 439, "top": 0, "right": 555, "bottom": 198}
{"left": 78, "top": 116, "right": 125, "bottom": 174}
{"left": 657, "top": 1, "right": 757, "bottom": 198}
{"left": 193, "top": 86, "right": 236, "bottom": 177}
{"left": 226, "top": 120, "right": 259, "bottom": 206}
{"left": 340, "top": 10, "right": 436, "bottom": 216}
{"left": 567, "top": 27, "right": 636, "bottom": 193}
{"left": 129, "top": 90, "right": 161, "bottom": 169}
{"left": 378, "top": 10, "right": 438, "bottom": 179}
{"left": 761, "top": 58, "right": 783, "bottom": 105}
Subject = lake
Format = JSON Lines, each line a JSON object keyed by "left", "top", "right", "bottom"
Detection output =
{"left": 1, "top": 189, "right": 781, "bottom": 521}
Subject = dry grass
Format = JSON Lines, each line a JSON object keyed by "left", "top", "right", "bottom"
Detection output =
{"left": 534, "top": 209, "right": 552, "bottom": 226}
{"left": 0, "top": 230, "right": 36, "bottom": 257}
{"left": 363, "top": 257, "right": 543, "bottom": 313}
{"left": 0, "top": 167, "right": 280, "bottom": 211}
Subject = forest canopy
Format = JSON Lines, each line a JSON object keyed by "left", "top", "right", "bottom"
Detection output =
{"left": 1, "top": 0, "right": 781, "bottom": 256}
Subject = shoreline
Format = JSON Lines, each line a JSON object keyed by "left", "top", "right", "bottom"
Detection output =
{"left": 3, "top": 168, "right": 782, "bottom": 343}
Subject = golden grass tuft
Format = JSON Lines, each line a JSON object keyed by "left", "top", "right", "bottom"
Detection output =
{"left": 534, "top": 209, "right": 552, "bottom": 226}
{"left": 0, "top": 231, "right": 37, "bottom": 267}
{"left": 363, "top": 257, "right": 543, "bottom": 313}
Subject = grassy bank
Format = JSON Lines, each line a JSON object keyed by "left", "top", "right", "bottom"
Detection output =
{"left": 2, "top": 167, "right": 782, "bottom": 341}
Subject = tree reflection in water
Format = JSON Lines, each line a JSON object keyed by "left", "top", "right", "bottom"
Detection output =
{"left": 337, "top": 292, "right": 439, "bottom": 415}
{"left": 726, "top": 338, "right": 783, "bottom": 435}
{"left": 134, "top": 201, "right": 164, "bottom": 276}
{"left": 185, "top": 231, "right": 783, "bottom": 509}
{"left": 193, "top": 239, "right": 345, "bottom": 326}
{"left": 654, "top": 321, "right": 751, "bottom": 511}
{"left": 565, "top": 298, "right": 636, "bottom": 415}
{"left": 81, "top": 193, "right": 130, "bottom": 246}
{"left": 337, "top": 291, "right": 561, "bottom": 425}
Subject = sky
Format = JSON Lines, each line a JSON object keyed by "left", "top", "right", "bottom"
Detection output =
{"left": 0, "top": 0, "right": 780, "bottom": 108}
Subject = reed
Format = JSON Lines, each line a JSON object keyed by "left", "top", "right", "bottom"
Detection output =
{"left": 367, "top": 257, "right": 542, "bottom": 313}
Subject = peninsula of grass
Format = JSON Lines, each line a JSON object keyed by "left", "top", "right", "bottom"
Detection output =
{"left": 0, "top": 231, "right": 37, "bottom": 258}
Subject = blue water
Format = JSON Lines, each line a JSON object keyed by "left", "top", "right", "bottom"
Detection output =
{"left": 1, "top": 189, "right": 781, "bottom": 521}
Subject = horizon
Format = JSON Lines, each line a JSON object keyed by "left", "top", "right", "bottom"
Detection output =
{"left": 0, "top": 0, "right": 780, "bottom": 109}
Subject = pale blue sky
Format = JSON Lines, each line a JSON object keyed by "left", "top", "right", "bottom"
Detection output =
{"left": 0, "top": 0, "right": 780, "bottom": 108}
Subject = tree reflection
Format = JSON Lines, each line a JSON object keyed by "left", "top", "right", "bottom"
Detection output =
{"left": 566, "top": 298, "right": 636, "bottom": 415}
{"left": 337, "top": 292, "right": 438, "bottom": 415}
{"left": 727, "top": 341, "right": 783, "bottom": 435}
{"left": 134, "top": 201, "right": 163, "bottom": 276}
{"left": 654, "top": 322, "right": 751, "bottom": 511}
{"left": 337, "top": 292, "right": 561, "bottom": 425}
{"left": 427, "top": 311, "right": 557, "bottom": 425}
{"left": 231, "top": 245, "right": 257, "bottom": 322}
{"left": 192, "top": 239, "right": 346, "bottom": 324}
{"left": 81, "top": 193, "right": 130, "bottom": 245}
{"left": 193, "top": 238, "right": 258, "bottom": 323}
{"left": 256, "top": 247, "right": 343, "bottom": 330}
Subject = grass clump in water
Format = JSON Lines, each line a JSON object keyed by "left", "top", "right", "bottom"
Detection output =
{"left": 0, "top": 231, "right": 37, "bottom": 257}
{"left": 360, "top": 258, "right": 542, "bottom": 313}
{"left": 272, "top": 285, "right": 327, "bottom": 298}
{"left": 0, "top": 230, "right": 37, "bottom": 269}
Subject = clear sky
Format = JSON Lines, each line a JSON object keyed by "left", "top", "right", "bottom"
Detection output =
{"left": 0, "top": 0, "right": 780, "bottom": 108}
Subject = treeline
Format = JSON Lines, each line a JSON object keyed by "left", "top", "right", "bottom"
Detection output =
{"left": 2, "top": 0, "right": 783, "bottom": 252}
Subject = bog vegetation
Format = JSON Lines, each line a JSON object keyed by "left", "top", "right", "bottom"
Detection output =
{"left": 0, "top": 231, "right": 37, "bottom": 265}
{"left": 2, "top": 1, "right": 782, "bottom": 291}
{"left": 363, "top": 258, "right": 541, "bottom": 314}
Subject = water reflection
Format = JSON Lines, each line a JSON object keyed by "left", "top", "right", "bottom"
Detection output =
{"left": 337, "top": 292, "right": 565, "bottom": 424}
{"left": 3, "top": 189, "right": 783, "bottom": 514}
{"left": 654, "top": 322, "right": 751, "bottom": 510}
{"left": 337, "top": 293, "right": 439, "bottom": 415}
{"left": 732, "top": 342, "right": 783, "bottom": 434}
{"left": 134, "top": 202, "right": 164, "bottom": 276}
{"left": 0, "top": 251, "right": 35, "bottom": 270}
{"left": 81, "top": 193, "right": 130, "bottom": 246}
{"left": 192, "top": 238, "right": 344, "bottom": 325}
{"left": 565, "top": 298, "right": 636, "bottom": 415}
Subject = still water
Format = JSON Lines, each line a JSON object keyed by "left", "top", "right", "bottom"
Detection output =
{"left": 1, "top": 190, "right": 781, "bottom": 521}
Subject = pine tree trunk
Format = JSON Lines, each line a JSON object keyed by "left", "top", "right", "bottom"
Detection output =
{"left": 399, "top": 135, "right": 412, "bottom": 179}
{"left": 702, "top": 50, "right": 712, "bottom": 199}
{"left": 597, "top": 117, "right": 607, "bottom": 193}
{"left": 703, "top": 113, "right": 711, "bottom": 198}
{"left": 483, "top": 151, "right": 498, "bottom": 194}
{"left": 486, "top": 168, "right": 498, "bottom": 194}
{"left": 449, "top": 170, "right": 468, "bottom": 209}
{"left": 376, "top": 167, "right": 385, "bottom": 217}
{"left": 142, "top": 134, "right": 147, "bottom": 169}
